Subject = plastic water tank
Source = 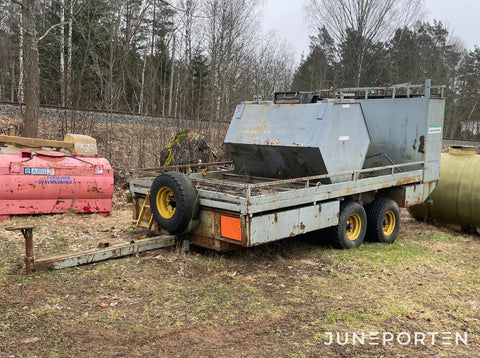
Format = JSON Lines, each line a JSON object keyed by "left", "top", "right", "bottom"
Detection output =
{"left": 408, "top": 146, "right": 480, "bottom": 233}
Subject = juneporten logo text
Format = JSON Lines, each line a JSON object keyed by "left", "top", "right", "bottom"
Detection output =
{"left": 324, "top": 331, "right": 468, "bottom": 346}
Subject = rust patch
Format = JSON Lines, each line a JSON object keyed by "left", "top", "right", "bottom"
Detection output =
{"left": 418, "top": 136, "right": 425, "bottom": 153}
{"left": 214, "top": 212, "right": 221, "bottom": 237}
{"left": 412, "top": 139, "right": 417, "bottom": 151}
{"left": 190, "top": 235, "right": 240, "bottom": 252}
{"left": 87, "top": 186, "right": 101, "bottom": 193}
{"left": 263, "top": 139, "right": 282, "bottom": 146}
{"left": 345, "top": 187, "right": 355, "bottom": 195}
{"left": 394, "top": 177, "right": 417, "bottom": 186}
{"left": 299, "top": 222, "right": 305, "bottom": 231}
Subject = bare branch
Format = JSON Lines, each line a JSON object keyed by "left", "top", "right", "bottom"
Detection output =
{"left": 38, "top": 21, "right": 69, "bottom": 42}
{"left": 307, "top": 0, "right": 424, "bottom": 44}
{"left": 10, "top": 0, "right": 23, "bottom": 8}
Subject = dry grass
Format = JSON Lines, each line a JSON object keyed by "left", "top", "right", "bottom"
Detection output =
{"left": 0, "top": 208, "right": 479, "bottom": 357}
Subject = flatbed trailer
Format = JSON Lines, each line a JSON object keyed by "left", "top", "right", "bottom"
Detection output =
{"left": 130, "top": 80, "right": 445, "bottom": 251}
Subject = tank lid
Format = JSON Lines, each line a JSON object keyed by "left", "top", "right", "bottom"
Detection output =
{"left": 36, "top": 150, "right": 67, "bottom": 157}
{"left": 449, "top": 146, "right": 477, "bottom": 156}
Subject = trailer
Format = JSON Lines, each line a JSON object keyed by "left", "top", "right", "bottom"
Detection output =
{"left": 130, "top": 80, "right": 445, "bottom": 251}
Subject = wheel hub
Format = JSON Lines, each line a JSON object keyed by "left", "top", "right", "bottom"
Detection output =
{"left": 346, "top": 213, "right": 362, "bottom": 241}
{"left": 382, "top": 210, "right": 396, "bottom": 236}
{"left": 156, "top": 187, "right": 176, "bottom": 219}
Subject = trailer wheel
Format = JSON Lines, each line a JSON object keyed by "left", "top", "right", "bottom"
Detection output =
{"left": 149, "top": 171, "right": 198, "bottom": 234}
{"left": 330, "top": 201, "right": 367, "bottom": 249}
{"left": 366, "top": 197, "right": 400, "bottom": 244}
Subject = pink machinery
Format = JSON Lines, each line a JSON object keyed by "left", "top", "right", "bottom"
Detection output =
{"left": 0, "top": 133, "right": 114, "bottom": 220}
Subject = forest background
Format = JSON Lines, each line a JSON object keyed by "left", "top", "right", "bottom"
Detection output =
{"left": 0, "top": 0, "right": 479, "bottom": 174}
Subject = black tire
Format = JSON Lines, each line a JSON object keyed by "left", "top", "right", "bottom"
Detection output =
{"left": 365, "top": 197, "right": 400, "bottom": 244}
{"left": 330, "top": 200, "right": 367, "bottom": 249}
{"left": 149, "top": 171, "right": 198, "bottom": 234}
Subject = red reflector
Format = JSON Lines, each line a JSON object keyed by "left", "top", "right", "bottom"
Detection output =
{"left": 220, "top": 216, "right": 242, "bottom": 241}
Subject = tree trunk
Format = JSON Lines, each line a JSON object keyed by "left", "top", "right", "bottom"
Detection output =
{"left": 168, "top": 34, "right": 176, "bottom": 117}
{"left": 18, "top": 8, "right": 24, "bottom": 104}
{"left": 60, "top": 0, "right": 65, "bottom": 107}
{"left": 138, "top": 50, "right": 147, "bottom": 114}
{"left": 10, "top": 61, "right": 15, "bottom": 102}
{"left": 66, "top": 0, "right": 73, "bottom": 106}
{"left": 22, "top": 0, "right": 39, "bottom": 138}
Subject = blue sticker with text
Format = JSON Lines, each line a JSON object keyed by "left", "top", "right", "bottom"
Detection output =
{"left": 38, "top": 176, "right": 75, "bottom": 185}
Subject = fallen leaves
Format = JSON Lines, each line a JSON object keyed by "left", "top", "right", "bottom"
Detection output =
{"left": 405, "top": 311, "right": 419, "bottom": 320}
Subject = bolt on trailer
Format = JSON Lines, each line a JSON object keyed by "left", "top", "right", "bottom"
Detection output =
{"left": 130, "top": 80, "right": 445, "bottom": 252}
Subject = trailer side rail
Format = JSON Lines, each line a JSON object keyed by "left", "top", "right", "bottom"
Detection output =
{"left": 185, "top": 161, "right": 425, "bottom": 214}
{"left": 316, "top": 80, "right": 446, "bottom": 100}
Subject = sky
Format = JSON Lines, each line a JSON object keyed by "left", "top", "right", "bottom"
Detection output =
{"left": 261, "top": 0, "right": 479, "bottom": 65}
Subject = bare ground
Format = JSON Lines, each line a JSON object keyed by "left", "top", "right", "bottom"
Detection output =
{"left": 0, "top": 200, "right": 479, "bottom": 358}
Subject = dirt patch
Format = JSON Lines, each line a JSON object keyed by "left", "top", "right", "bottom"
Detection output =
{"left": 400, "top": 208, "right": 478, "bottom": 240}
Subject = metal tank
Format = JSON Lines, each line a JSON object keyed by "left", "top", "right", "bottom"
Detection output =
{"left": 224, "top": 96, "right": 371, "bottom": 183}
{"left": 408, "top": 146, "right": 480, "bottom": 233}
{"left": 0, "top": 134, "right": 114, "bottom": 220}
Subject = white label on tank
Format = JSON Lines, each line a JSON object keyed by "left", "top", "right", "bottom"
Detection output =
{"left": 24, "top": 168, "right": 55, "bottom": 175}
{"left": 428, "top": 126, "right": 442, "bottom": 134}
{"left": 342, "top": 104, "right": 350, "bottom": 108}
{"left": 339, "top": 136, "right": 350, "bottom": 141}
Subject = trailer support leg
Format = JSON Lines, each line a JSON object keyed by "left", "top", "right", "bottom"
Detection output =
{"left": 5, "top": 226, "right": 35, "bottom": 273}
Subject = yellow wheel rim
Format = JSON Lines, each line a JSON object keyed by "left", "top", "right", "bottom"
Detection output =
{"left": 346, "top": 213, "right": 362, "bottom": 241}
{"left": 156, "top": 187, "right": 176, "bottom": 219}
{"left": 382, "top": 210, "right": 396, "bottom": 236}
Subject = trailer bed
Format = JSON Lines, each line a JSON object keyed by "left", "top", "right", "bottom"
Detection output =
{"left": 131, "top": 161, "right": 427, "bottom": 215}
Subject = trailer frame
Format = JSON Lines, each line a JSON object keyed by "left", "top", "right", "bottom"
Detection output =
{"left": 130, "top": 80, "right": 445, "bottom": 251}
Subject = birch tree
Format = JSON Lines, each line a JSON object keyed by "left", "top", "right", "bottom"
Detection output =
{"left": 203, "top": 0, "right": 259, "bottom": 122}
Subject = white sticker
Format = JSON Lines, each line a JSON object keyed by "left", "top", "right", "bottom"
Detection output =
{"left": 339, "top": 136, "right": 350, "bottom": 141}
{"left": 428, "top": 126, "right": 442, "bottom": 134}
{"left": 342, "top": 104, "right": 350, "bottom": 108}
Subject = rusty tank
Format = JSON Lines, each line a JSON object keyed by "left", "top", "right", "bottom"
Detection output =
{"left": 0, "top": 133, "right": 114, "bottom": 220}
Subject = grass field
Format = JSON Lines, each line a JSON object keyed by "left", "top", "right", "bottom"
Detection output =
{"left": 0, "top": 207, "right": 479, "bottom": 357}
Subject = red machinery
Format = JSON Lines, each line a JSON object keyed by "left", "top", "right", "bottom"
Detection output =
{"left": 0, "top": 134, "right": 114, "bottom": 220}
